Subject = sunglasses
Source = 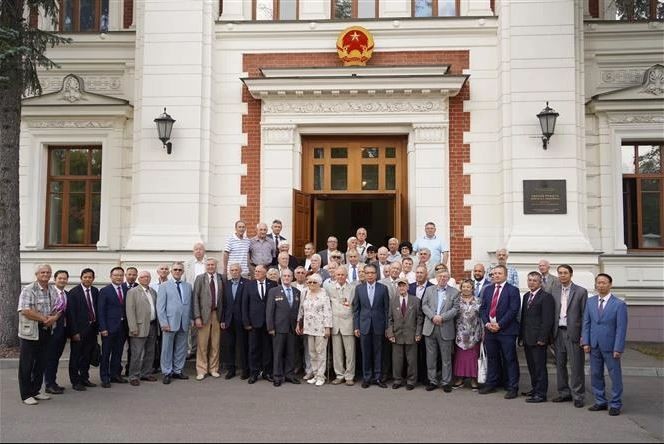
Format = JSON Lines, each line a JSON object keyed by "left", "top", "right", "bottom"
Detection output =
{"left": 306, "top": 281, "right": 319, "bottom": 284}
{"left": 172, "top": 269, "right": 184, "bottom": 272}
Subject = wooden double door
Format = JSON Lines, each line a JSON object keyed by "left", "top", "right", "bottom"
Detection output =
{"left": 293, "top": 136, "right": 408, "bottom": 255}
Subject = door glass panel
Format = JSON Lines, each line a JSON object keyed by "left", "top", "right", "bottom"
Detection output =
{"left": 357, "top": 0, "right": 376, "bottom": 18}
{"left": 362, "top": 147, "right": 379, "bottom": 159}
{"left": 70, "top": 181, "right": 86, "bottom": 193}
{"left": 62, "top": 0, "right": 74, "bottom": 31}
{"left": 91, "top": 193, "right": 101, "bottom": 244}
{"left": 386, "top": 147, "right": 396, "bottom": 158}
{"left": 414, "top": 0, "right": 434, "bottom": 17}
{"left": 386, "top": 165, "right": 396, "bottom": 190}
{"left": 48, "top": 194, "right": 63, "bottom": 245}
{"left": 621, "top": 146, "right": 635, "bottom": 174}
{"left": 100, "top": 0, "right": 109, "bottom": 32}
{"left": 641, "top": 179, "right": 662, "bottom": 248}
{"left": 79, "top": 0, "right": 96, "bottom": 31}
{"left": 362, "top": 165, "right": 379, "bottom": 190}
{"left": 91, "top": 149, "right": 102, "bottom": 175}
{"left": 638, "top": 145, "right": 661, "bottom": 173}
{"left": 68, "top": 193, "right": 86, "bottom": 244}
{"left": 50, "top": 150, "right": 66, "bottom": 175}
{"left": 331, "top": 165, "right": 348, "bottom": 191}
{"left": 69, "top": 150, "right": 88, "bottom": 175}
{"left": 331, "top": 148, "right": 348, "bottom": 159}
{"left": 255, "top": 0, "right": 274, "bottom": 20}
{"left": 314, "top": 165, "right": 324, "bottom": 191}
{"left": 279, "top": 0, "right": 297, "bottom": 20}
{"left": 334, "top": 0, "right": 352, "bottom": 18}
{"left": 49, "top": 181, "right": 63, "bottom": 193}
{"left": 438, "top": 0, "right": 457, "bottom": 16}
{"left": 314, "top": 148, "right": 324, "bottom": 159}
{"left": 92, "top": 181, "right": 101, "bottom": 193}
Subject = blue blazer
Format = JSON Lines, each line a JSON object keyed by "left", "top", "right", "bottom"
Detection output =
{"left": 479, "top": 282, "right": 521, "bottom": 336}
{"left": 582, "top": 294, "right": 628, "bottom": 353}
{"left": 352, "top": 282, "right": 390, "bottom": 336}
{"left": 408, "top": 281, "right": 433, "bottom": 298}
{"left": 157, "top": 280, "right": 193, "bottom": 332}
{"left": 98, "top": 284, "right": 127, "bottom": 335}
{"left": 221, "top": 277, "right": 248, "bottom": 325}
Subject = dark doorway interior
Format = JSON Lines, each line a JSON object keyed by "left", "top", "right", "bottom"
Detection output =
{"left": 314, "top": 195, "right": 395, "bottom": 252}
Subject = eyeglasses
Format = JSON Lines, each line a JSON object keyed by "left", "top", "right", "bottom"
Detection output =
{"left": 172, "top": 268, "right": 184, "bottom": 272}
{"left": 306, "top": 281, "right": 318, "bottom": 284}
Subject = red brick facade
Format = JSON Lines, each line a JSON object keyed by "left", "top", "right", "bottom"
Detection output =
{"left": 123, "top": 0, "right": 133, "bottom": 28}
{"left": 242, "top": 51, "right": 472, "bottom": 279}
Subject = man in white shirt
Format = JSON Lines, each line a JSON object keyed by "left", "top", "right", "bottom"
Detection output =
{"left": 355, "top": 227, "right": 373, "bottom": 262}
{"left": 387, "top": 238, "right": 402, "bottom": 263}
{"left": 126, "top": 271, "right": 159, "bottom": 386}
{"left": 375, "top": 247, "right": 391, "bottom": 280}
{"left": 302, "top": 242, "right": 315, "bottom": 272}
{"left": 346, "top": 250, "right": 362, "bottom": 285}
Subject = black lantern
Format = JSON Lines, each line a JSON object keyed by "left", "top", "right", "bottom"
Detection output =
{"left": 154, "top": 107, "right": 175, "bottom": 154}
{"left": 536, "top": 102, "right": 559, "bottom": 150}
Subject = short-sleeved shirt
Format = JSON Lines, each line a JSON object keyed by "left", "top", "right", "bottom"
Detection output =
{"left": 224, "top": 234, "right": 251, "bottom": 275}
{"left": 248, "top": 237, "right": 276, "bottom": 267}
{"left": 17, "top": 282, "right": 55, "bottom": 317}
{"left": 412, "top": 235, "right": 448, "bottom": 266}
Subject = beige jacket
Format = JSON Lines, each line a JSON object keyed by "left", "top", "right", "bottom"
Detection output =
{"left": 126, "top": 286, "right": 157, "bottom": 338}
{"left": 324, "top": 281, "right": 356, "bottom": 336}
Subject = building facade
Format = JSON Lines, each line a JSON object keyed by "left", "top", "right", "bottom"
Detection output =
{"left": 19, "top": 0, "right": 664, "bottom": 341}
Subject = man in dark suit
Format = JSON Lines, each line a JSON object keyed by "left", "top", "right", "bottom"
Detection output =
{"left": 271, "top": 243, "right": 299, "bottom": 271}
{"left": 582, "top": 273, "right": 628, "bottom": 417}
{"left": 267, "top": 219, "right": 287, "bottom": 259}
{"left": 479, "top": 264, "right": 521, "bottom": 399}
{"left": 472, "top": 263, "right": 492, "bottom": 297}
{"left": 408, "top": 265, "right": 434, "bottom": 300}
{"left": 242, "top": 265, "right": 277, "bottom": 384}
{"left": 519, "top": 271, "right": 554, "bottom": 403}
{"left": 221, "top": 263, "right": 249, "bottom": 380}
{"left": 353, "top": 263, "right": 390, "bottom": 389}
{"left": 98, "top": 266, "right": 128, "bottom": 388}
{"left": 552, "top": 264, "right": 588, "bottom": 407}
{"left": 317, "top": 236, "right": 339, "bottom": 268}
{"left": 44, "top": 270, "right": 70, "bottom": 395}
{"left": 67, "top": 268, "right": 99, "bottom": 391}
{"left": 266, "top": 269, "right": 301, "bottom": 387}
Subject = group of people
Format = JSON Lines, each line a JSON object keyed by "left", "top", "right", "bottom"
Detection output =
{"left": 16, "top": 221, "right": 628, "bottom": 417}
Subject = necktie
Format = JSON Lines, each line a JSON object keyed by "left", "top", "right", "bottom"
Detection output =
{"left": 561, "top": 286, "right": 569, "bottom": 317}
{"left": 175, "top": 281, "right": 183, "bottom": 304}
{"left": 368, "top": 285, "right": 374, "bottom": 307}
{"left": 116, "top": 286, "right": 123, "bottom": 304}
{"left": 275, "top": 236, "right": 279, "bottom": 249}
{"left": 60, "top": 290, "right": 67, "bottom": 311}
{"left": 599, "top": 298, "right": 605, "bottom": 317}
{"left": 210, "top": 275, "right": 217, "bottom": 311}
{"left": 286, "top": 288, "right": 292, "bottom": 307}
{"left": 542, "top": 276, "right": 547, "bottom": 286}
{"left": 401, "top": 297, "right": 407, "bottom": 316}
{"left": 527, "top": 292, "right": 535, "bottom": 308}
{"left": 352, "top": 266, "right": 357, "bottom": 282}
{"left": 85, "top": 288, "right": 95, "bottom": 322}
{"left": 232, "top": 280, "right": 238, "bottom": 301}
{"left": 259, "top": 282, "right": 264, "bottom": 300}
{"left": 489, "top": 284, "right": 501, "bottom": 319}
{"left": 475, "top": 281, "right": 481, "bottom": 296}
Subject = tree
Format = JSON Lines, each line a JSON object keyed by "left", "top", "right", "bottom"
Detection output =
{"left": 0, "top": 0, "right": 69, "bottom": 346}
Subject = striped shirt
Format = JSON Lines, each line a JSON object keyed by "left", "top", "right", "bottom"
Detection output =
{"left": 224, "top": 234, "right": 251, "bottom": 275}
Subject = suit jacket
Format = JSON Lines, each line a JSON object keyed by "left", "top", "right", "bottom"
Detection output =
{"left": 379, "top": 277, "right": 400, "bottom": 300}
{"left": 126, "top": 286, "right": 157, "bottom": 338}
{"left": 317, "top": 249, "right": 332, "bottom": 268}
{"left": 387, "top": 294, "right": 424, "bottom": 345}
{"left": 479, "top": 282, "right": 521, "bottom": 337}
{"left": 193, "top": 272, "right": 223, "bottom": 325}
{"left": 582, "top": 294, "right": 628, "bottom": 353}
{"left": 324, "top": 281, "right": 356, "bottom": 336}
{"left": 541, "top": 274, "right": 560, "bottom": 295}
{"left": 552, "top": 282, "right": 588, "bottom": 342}
{"left": 157, "top": 280, "right": 193, "bottom": 332}
{"left": 66, "top": 284, "right": 99, "bottom": 338}
{"left": 421, "top": 285, "right": 459, "bottom": 340}
{"left": 267, "top": 233, "right": 286, "bottom": 251}
{"left": 98, "top": 284, "right": 127, "bottom": 335}
{"left": 242, "top": 279, "right": 277, "bottom": 329}
{"left": 184, "top": 257, "right": 206, "bottom": 285}
{"left": 372, "top": 261, "right": 392, "bottom": 280}
{"left": 122, "top": 282, "right": 139, "bottom": 294}
{"left": 352, "top": 282, "right": 390, "bottom": 336}
{"left": 408, "top": 281, "right": 434, "bottom": 299}
{"left": 473, "top": 278, "right": 492, "bottom": 297}
{"left": 519, "top": 289, "right": 555, "bottom": 346}
{"left": 220, "top": 276, "right": 248, "bottom": 325}
{"left": 270, "top": 255, "right": 299, "bottom": 271}
{"left": 266, "top": 286, "right": 301, "bottom": 334}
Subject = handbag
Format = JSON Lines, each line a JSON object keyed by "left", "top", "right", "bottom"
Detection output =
{"left": 477, "top": 341, "right": 488, "bottom": 384}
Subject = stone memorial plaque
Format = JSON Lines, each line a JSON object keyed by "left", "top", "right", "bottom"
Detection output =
{"left": 523, "top": 180, "right": 567, "bottom": 215}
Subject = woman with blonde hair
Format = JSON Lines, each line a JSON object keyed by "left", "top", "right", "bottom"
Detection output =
{"left": 297, "top": 274, "right": 332, "bottom": 386}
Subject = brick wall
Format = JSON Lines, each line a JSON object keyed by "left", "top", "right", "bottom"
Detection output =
{"left": 242, "top": 51, "right": 472, "bottom": 279}
{"left": 123, "top": 0, "right": 133, "bottom": 28}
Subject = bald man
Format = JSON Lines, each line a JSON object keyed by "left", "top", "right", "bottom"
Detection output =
{"left": 126, "top": 271, "right": 159, "bottom": 386}
{"left": 249, "top": 223, "right": 277, "bottom": 277}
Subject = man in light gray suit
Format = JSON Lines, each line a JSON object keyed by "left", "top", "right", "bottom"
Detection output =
{"left": 538, "top": 259, "right": 560, "bottom": 294}
{"left": 421, "top": 269, "right": 459, "bottom": 392}
{"left": 551, "top": 264, "right": 588, "bottom": 407}
{"left": 126, "top": 271, "right": 159, "bottom": 386}
{"left": 157, "top": 262, "right": 193, "bottom": 384}
{"left": 387, "top": 278, "right": 423, "bottom": 390}
{"left": 379, "top": 262, "right": 402, "bottom": 300}
{"left": 325, "top": 266, "right": 357, "bottom": 386}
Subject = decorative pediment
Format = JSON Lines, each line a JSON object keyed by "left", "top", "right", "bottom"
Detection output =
{"left": 23, "top": 74, "right": 129, "bottom": 107}
{"left": 591, "top": 64, "right": 664, "bottom": 102}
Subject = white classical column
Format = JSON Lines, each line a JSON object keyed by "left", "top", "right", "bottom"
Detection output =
{"left": 496, "top": 0, "right": 594, "bottom": 253}
{"left": 125, "top": 0, "right": 214, "bottom": 250}
{"left": 411, "top": 122, "right": 450, "bottom": 245}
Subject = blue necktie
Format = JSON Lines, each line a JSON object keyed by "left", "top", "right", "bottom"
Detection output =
{"left": 475, "top": 281, "right": 481, "bottom": 296}
{"left": 286, "top": 288, "right": 293, "bottom": 307}
{"left": 352, "top": 266, "right": 357, "bottom": 282}
{"left": 368, "top": 285, "right": 375, "bottom": 307}
{"left": 232, "top": 281, "right": 238, "bottom": 302}
{"left": 175, "top": 281, "right": 183, "bottom": 304}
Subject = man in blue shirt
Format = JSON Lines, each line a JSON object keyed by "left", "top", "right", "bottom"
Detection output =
{"left": 412, "top": 222, "right": 449, "bottom": 267}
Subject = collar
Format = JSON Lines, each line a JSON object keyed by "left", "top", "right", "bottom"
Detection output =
{"left": 424, "top": 235, "right": 437, "bottom": 240}
{"left": 282, "top": 285, "right": 291, "bottom": 292}
{"left": 530, "top": 288, "right": 541, "bottom": 296}
{"left": 257, "top": 280, "right": 265, "bottom": 285}
{"left": 437, "top": 286, "right": 447, "bottom": 291}
{"left": 142, "top": 286, "right": 151, "bottom": 292}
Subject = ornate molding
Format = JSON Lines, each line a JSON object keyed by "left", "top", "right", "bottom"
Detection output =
{"left": 27, "top": 120, "right": 115, "bottom": 129}
{"left": 263, "top": 98, "right": 446, "bottom": 115}
{"left": 262, "top": 125, "right": 296, "bottom": 144}
{"left": 607, "top": 114, "right": 664, "bottom": 124}
{"left": 641, "top": 64, "right": 664, "bottom": 96}
{"left": 600, "top": 70, "right": 643, "bottom": 85}
{"left": 41, "top": 75, "right": 123, "bottom": 94}
{"left": 413, "top": 124, "right": 446, "bottom": 143}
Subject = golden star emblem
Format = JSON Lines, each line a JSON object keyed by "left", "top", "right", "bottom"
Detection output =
{"left": 350, "top": 32, "right": 360, "bottom": 41}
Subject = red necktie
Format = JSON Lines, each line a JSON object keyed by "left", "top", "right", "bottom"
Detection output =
{"left": 85, "top": 288, "right": 95, "bottom": 322}
{"left": 116, "top": 286, "right": 123, "bottom": 304}
{"left": 210, "top": 274, "right": 217, "bottom": 311}
{"left": 489, "top": 284, "right": 501, "bottom": 318}
{"left": 401, "top": 297, "right": 407, "bottom": 317}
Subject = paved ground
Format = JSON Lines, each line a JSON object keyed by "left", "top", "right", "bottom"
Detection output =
{"left": 1, "top": 367, "right": 662, "bottom": 443}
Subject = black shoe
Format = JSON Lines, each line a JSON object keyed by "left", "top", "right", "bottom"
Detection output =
{"left": 609, "top": 407, "right": 621, "bottom": 416}
{"left": 442, "top": 385, "right": 452, "bottom": 393}
{"left": 361, "top": 381, "right": 371, "bottom": 389}
{"left": 504, "top": 390, "right": 518, "bottom": 399}
{"left": 526, "top": 396, "right": 546, "bottom": 403}
{"left": 552, "top": 395, "right": 573, "bottom": 403}
{"left": 588, "top": 404, "right": 608, "bottom": 412}
{"left": 392, "top": 383, "right": 403, "bottom": 390}
{"left": 248, "top": 375, "right": 258, "bottom": 384}
{"left": 263, "top": 373, "right": 274, "bottom": 382}
{"left": 574, "top": 399, "right": 585, "bottom": 408}
{"left": 111, "top": 377, "right": 128, "bottom": 384}
{"left": 83, "top": 380, "right": 97, "bottom": 388}
{"left": 521, "top": 390, "right": 534, "bottom": 397}
{"left": 426, "top": 384, "right": 438, "bottom": 392}
{"left": 172, "top": 373, "right": 189, "bottom": 380}
{"left": 163, "top": 375, "right": 172, "bottom": 385}
{"left": 101, "top": 382, "right": 111, "bottom": 389}
{"left": 240, "top": 371, "right": 250, "bottom": 380}
{"left": 406, "top": 384, "right": 415, "bottom": 391}
{"left": 225, "top": 371, "right": 236, "bottom": 380}
{"left": 273, "top": 380, "right": 282, "bottom": 387}
{"left": 285, "top": 377, "right": 301, "bottom": 385}
{"left": 376, "top": 380, "right": 387, "bottom": 389}
{"left": 45, "top": 386, "right": 64, "bottom": 395}
{"left": 72, "top": 384, "right": 87, "bottom": 392}
{"left": 478, "top": 386, "right": 496, "bottom": 395}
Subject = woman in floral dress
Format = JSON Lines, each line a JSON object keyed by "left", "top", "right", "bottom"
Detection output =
{"left": 297, "top": 274, "right": 332, "bottom": 387}
{"left": 453, "top": 279, "right": 483, "bottom": 390}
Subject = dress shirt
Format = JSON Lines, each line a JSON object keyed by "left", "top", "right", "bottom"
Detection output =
{"left": 249, "top": 237, "right": 276, "bottom": 266}
{"left": 143, "top": 286, "right": 156, "bottom": 321}
{"left": 231, "top": 279, "right": 239, "bottom": 301}
{"left": 559, "top": 284, "right": 570, "bottom": 327}
{"left": 304, "top": 258, "right": 312, "bottom": 271}
{"left": 415, "top": 283, "right": 427, "bottom": 300}
{"left": 436, "top": 286, "right": 447, "bottom": 314}
{"left": 82, "top": 285, "right": 95, "bottom": 319}
{"left": 489, "top": 283, "right": 506, "bottom": 324}
{"left": 412, "top": 235, "right": 448, "bottom": 266}
{"left": 367, "top": 284, "right": 375, "bottom": 306}
{"left": 387, "top": 252, "right": 402, "bottom": 263}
